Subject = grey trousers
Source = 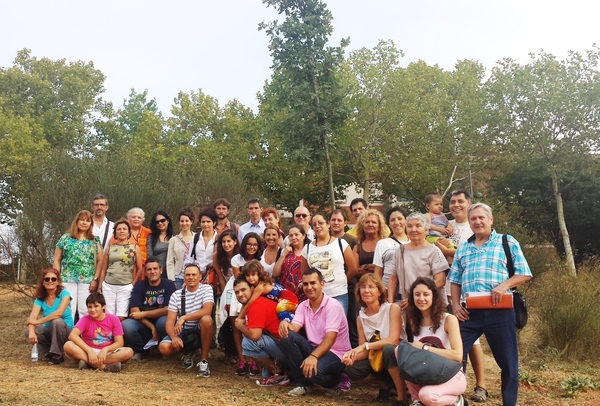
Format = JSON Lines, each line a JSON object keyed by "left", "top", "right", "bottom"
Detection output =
{"left": 29, "top": 319, "right": 72, "bottom": 356}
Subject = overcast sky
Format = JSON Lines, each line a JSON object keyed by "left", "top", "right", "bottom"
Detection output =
{"left": 1, "top": 0, "right": 598, "bottom": 113}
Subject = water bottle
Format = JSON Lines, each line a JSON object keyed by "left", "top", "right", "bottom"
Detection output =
{"left": 31, "top": 343, "right": 38, "bottom": 362}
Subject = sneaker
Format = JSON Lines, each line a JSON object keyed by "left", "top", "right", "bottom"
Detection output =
{"left": 256, "top": 373, "right": 290, "bottom": 387}
{"left": 77, "top": 360, "right": 90, "bottom": 370}
{"left": 181, "top": 353, "right": 194, "bottom": 369}
{"left": 235, "top": 360, "right": 247, "bottom": 375}
{"left": 287, "top": 386, "right": 313, "bottom": 397}
{"left": 324, "top": 386, "right": 340, "bottom": 396}
{"left": 131, "top": 353, "right": 143, "bottom": 361}
{"left": 196, "top": 360, "right": 210, "bottom": 377}
{"left": 339, "top": 373, "right": 351, "bottom": 392}
{"left": 470, "top": 386, "right": 488, "bottom": 402}
{"left": 248, "top": 361, "right": 260, "bottom": 376}
{"left": 409, "top": 401, "right": 425, "bottom": 406}
{"left": 104, "top": 362, "right": 122, "bottom": 373}
{"left": 376, "top": 387, "right": 390, "bottom": 402}
{"left": 455, "top": 394, "right": 465, "bottom": 406}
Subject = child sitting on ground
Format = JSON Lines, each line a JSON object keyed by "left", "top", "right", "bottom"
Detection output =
{"left": 237, "top": 259, "right": 298, "bottom": 322}
{"left": 63, "top": 292, "right": 133, "bottom": 372}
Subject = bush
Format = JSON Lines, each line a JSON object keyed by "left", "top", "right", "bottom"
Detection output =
{"left": 532, "top": 262, "right": 600, "bottom": 360}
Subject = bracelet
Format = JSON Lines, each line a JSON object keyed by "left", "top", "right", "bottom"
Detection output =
{"left": 309, "top": 353, "right": 318, "bottom": 360}
{"left": 365, "top": 342, "right": 370, "bottom": 351}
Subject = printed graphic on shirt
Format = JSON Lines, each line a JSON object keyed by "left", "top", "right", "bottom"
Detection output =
{"left": 93, "top": 326, "right": 114, "bottom": 347}
{"left": 308, "top": 250, "right": 335, "bottom": 282}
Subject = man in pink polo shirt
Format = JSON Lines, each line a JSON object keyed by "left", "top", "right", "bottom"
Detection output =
{"left": 278, "top": 267, "right": 351, "bottom": 397}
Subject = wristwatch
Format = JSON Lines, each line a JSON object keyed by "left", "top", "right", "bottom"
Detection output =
{"left": 92, "top": 277, "right": 99, "bottom": 282}
{"left": 422, "top": 344, "right": 430, "bottom": 351}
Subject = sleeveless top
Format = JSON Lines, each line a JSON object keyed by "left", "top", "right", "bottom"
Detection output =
{"left": 412, "top": 313, "right": 451, "bottom": 349}
{"left": 358, "top": 301, "right": 392, "bottom": 341}
{"left": 105, "top": 243, "right": 136, "bottom": 285}
{"left": 357, "top": 242, "right": 375, "bottom": 266}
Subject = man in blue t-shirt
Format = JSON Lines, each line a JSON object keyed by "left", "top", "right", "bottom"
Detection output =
{"left": 122, "top": 256, "right": 176, "bottom": 359}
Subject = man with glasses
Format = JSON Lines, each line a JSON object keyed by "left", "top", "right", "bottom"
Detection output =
{"left": 284, "top": 206, "right": 314, "bottom": 246}
{"left": 122, "top": 256, "right": 176, "bottom": 360}
{"left": 238, "top": 198, "right": 265, "bottom": 241}
{"left": 91, "top": 194, "right": 114, "bottom": 250}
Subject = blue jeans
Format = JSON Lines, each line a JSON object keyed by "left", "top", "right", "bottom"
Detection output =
{"left": 332, "top": 293, "right": 348, "bottom": 315}
{"left": 460, "top": 308, "right": 519, "bottom": 406}
{"left": 280, "top": 330, "right": 344, "bottom": 389}
{"left": 175, "top": 278, "right": 184, "bottom": 289}
{"left": 122, "top": 316, "right": 167, "bottom": 353}
{"left": 242, "top": 335, "right": 288, "bottom": 370}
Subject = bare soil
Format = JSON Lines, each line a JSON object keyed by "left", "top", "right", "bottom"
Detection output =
{"left": 0, "top": 286, "right": 597, "bottom": 406}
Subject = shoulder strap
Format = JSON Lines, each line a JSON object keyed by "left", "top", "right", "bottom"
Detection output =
{"left": 190, "top": 233, "right": 200, "bottom": 259}
{"left": 389, "top": 235, "right": 401, "bottom": 245}
{"left": 275, "top": 247, "right": 283, "bottom": 263}
{"left": 180, "top": 287, "right": 186, "bottom": 316}
{"left": 101, "top": 222, "right": 110, "bottom": 248}
{"left": 502, "top": 234, "right": 514, "bottom": 278}
{"left": 231, "top": 222, "right": 238, "bottom": 234}
{"left": 338, "top": 238, "right": 345, "bottom": 263}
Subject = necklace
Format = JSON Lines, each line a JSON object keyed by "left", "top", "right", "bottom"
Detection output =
{"left": 315, "top": 236, "right": 332, "bottom": 247}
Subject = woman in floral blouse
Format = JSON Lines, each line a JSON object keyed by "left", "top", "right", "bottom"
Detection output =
{"left": 53, "top": 210, "right": 103, "bottom": 320}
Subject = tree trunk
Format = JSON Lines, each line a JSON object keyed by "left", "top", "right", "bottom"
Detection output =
{"left": 551, "top": 168, "right": 577, "bottom": 275}
{"left": 321, "top": 129, "right": 337, "bottom": 209}
{"left": 363, "top": 178, "right": 369, "bottom": 201}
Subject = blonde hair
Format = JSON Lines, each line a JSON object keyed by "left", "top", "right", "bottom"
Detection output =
{"left": 356, "top": 209, "right": 387, "bottom": 242}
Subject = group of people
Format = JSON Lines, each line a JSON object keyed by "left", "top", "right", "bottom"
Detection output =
{"left": 26, "top": 192, "right": 532, "bottom": 406}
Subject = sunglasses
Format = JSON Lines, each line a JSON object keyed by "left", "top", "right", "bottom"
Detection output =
{"left": 156, "top": 218, "right": 168, "bottom": 224}
{"left": 44, "top": 277, "right": 58, "bottom": 282}
{"left": 295, "top": 214, "right": 308, "bottom": 218}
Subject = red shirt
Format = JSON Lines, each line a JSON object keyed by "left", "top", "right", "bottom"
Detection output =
{"left": 247, "top": 297, "right": 281, "bottom": 338}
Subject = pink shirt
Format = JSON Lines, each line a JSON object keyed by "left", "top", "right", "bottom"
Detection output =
{"left": 291, "top": 293, "right": 351, "bottom": 359}
{"left": 75, "top": 313, "right": 123, "bottom": 349}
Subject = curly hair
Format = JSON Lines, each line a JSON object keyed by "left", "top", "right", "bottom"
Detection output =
{"left": 241, "top": 259, "right": 273, "bottom": 285}
{"left": 35, "top": 268, "right": 64, "bottom": 301}
{"left": 406, "top": 277, "right": 446, "bottom": 335}
{"left": 355, "top": 209, "right": 387, "bottom": 242}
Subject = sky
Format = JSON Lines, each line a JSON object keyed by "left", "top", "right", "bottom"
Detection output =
{"left": 1, "top": 0, "right": 599, "bottom": 114}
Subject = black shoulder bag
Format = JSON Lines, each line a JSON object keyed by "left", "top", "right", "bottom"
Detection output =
{"left": 179, "top": 287, "right": 201, "bottom": 350}
{"left": 502, "top": 234, "right": 528, "bottom": 329}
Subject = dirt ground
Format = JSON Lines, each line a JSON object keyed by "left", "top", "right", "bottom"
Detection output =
{"left": 0, "top": 286, "right": 597, "bottom": 406}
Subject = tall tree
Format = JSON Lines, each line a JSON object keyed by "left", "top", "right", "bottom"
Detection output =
{"left": 259, "top": 0, "right": 348, "bottom": 209}
{"left": 486, "top": 48, "right": 600, "bottom": 275}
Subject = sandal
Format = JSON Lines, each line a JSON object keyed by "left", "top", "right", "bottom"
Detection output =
{"left": 470, "top": 386, "right": 488, "bottom": 402}
{"left": 48, "top": 355, "right": 64, "bottom": 365}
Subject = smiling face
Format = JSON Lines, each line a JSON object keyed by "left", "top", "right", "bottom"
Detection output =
{"left": 263, "top": 228, "right": 279, "bottom": 247}
{"left": 287, "top": 227, "right": 304, "bottom": 248}
{"left": 221, "top": 234, "right": 237, "bottom": 253}
{"left": 413, "top": 283, "right": 433, "bottom": 312}
{"left": 302, "top": 272, "right": 325, "bottom": 301}
{"left": 294, "top": 207, "right": 311, "bottom": 229}
{"left": 262, "top": 213, "right": 279, "bottom": 229}
{"left": 406, "top": 218, "right": 427, "bottom": 243}
{"left": 389, "top": 211, "right": 406, "bottom": 235}
{"left": 179, "top": 214, "right": 193, "bottom": 233}
{"left": 155, "top": 214, "right": 169, "bottom": 231}
{"left": 245, "top": 237, "right": 259, "bottom": 258}
{"left": 450, "top": 193, "right": 471, "bottom": 223}
{"left": 359, "top": 280, "right": 381, "bottom": 305}
{"left": 87, "top": 302, "right": 106, "bottom": 320}
{"left": 183, "top": 265, "right": 201, "bottom": 290}
{"left": 468, "top": 207, "right": 493, "bottom": 239}
{"left": 128, "top": 210, "right": 144, "bottom": 230}
{"left": 43, "top": 271, "right": 59, "bottom": 291}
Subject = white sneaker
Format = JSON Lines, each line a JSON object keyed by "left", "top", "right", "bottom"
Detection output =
{"left": 287, "top": 386, "right": 313, "bottom": 397}
{"left": 196, "top": 360, "right": 210, "bottom": 377}
{"left": 455, "top": 394, "right": 464, "bottom": 406}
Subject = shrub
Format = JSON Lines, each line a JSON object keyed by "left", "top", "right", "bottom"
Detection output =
{"left": 533, "top": 262, "right": 600, "bottom": 360}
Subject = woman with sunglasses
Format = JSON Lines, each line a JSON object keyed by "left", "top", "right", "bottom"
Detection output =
{"left": 53, "top": 210, "right": 103, "bottom": 320}
{"left": 147, "top": 211, "right": 173, "bottom": 275}
{"left": 26, "top": 268, "right": 74, "bottom": 365}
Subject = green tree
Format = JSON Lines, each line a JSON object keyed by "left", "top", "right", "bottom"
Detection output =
{"left": 486, "top": 48, "right": 600, "bottom": 275}
{"left": 259, "top": 0, "right": 349, "bottom": 209}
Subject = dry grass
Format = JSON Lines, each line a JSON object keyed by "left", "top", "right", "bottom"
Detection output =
{"left": 0, "top": 285, "right": 597, "bottom": 406}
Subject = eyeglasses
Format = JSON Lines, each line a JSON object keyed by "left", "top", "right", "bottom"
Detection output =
{"left": 44, "top": 277, "right": 58, "bottom": 282}
{"left": 156, "top": 218, "right": 167, "bottom": 224}
{"left": 247, "top": 243, "right": 259, "bottom": 248}
{"left": 312, "top": 221, "right": 327, "bottom": 227}
{"left": 295, "top": 214, "right": 308, "bottom": 218}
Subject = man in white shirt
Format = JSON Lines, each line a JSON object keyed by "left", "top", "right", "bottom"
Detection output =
{"left": 238, "top": 198, "right": 265, "bottom": 241}
{"left": 91, "top": 194, "right": 114, "bottom": 250}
